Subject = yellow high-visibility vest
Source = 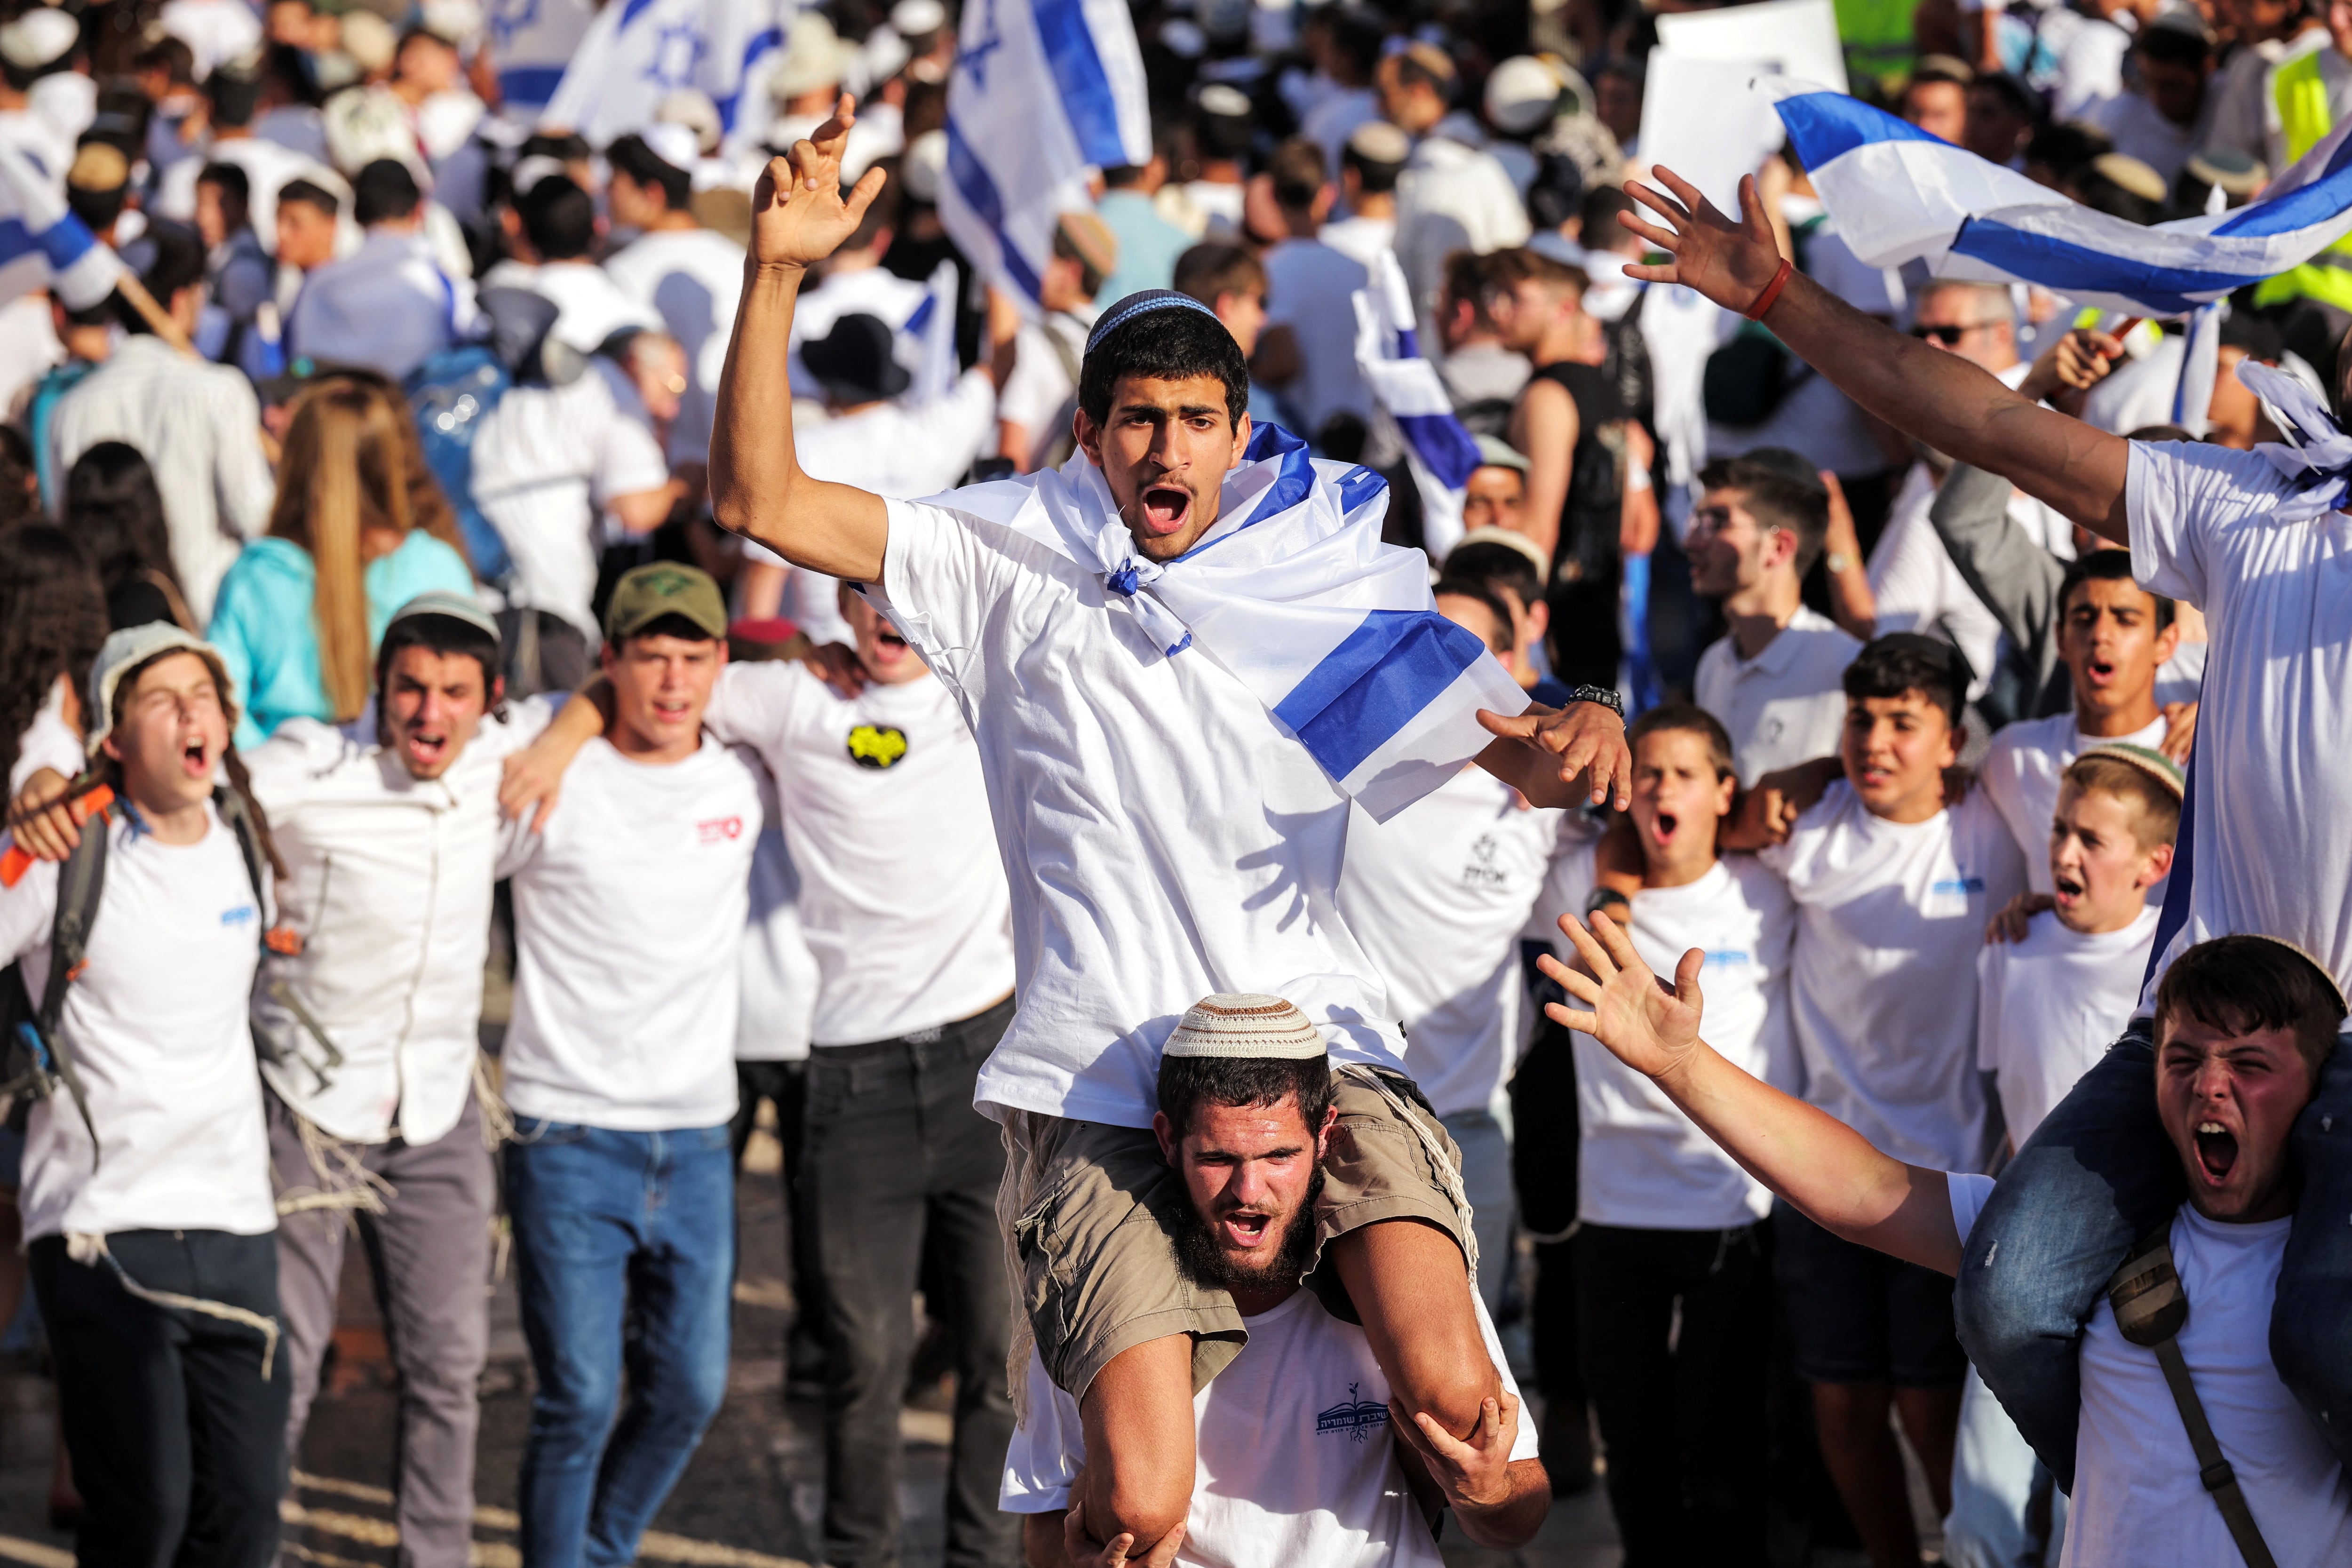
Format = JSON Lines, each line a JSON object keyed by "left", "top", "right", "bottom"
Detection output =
{"left": 2254, "top": 49, "right": 2352, "bottom": 310}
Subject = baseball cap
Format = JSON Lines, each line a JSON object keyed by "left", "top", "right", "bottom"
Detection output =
{"left": 1472, "top": 434, "right": 1531, "bottom": 473}
{"left": 604, "top": 562, "right": 728, "bottom": 644}
{"left": 85, "top": 623, "right": 236, "bottom": 756}
{"left": 1161, "top": 994, "right": 1326, "bottom": 1060}
{"left": 386, "top": 589, "right": 501, "bottom": 644}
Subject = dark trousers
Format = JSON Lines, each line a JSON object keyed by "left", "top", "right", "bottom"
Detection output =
{"left": 732, "top": 1059, "right": 826, "bottom": 1370}
{"left": 801, "top": 997, "right": 1019, "bottom": 1568}
{"left": 1576, "top": 1221, "right": 1774, "bottom": 1568}
{"left": 29, "top": 1228, "right": 290, "bottom": 1568}
{"left": 1957, "top": 1023, "right": 2352, "bottom": 1485}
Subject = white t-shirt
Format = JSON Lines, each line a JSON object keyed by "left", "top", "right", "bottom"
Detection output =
{"left": 1692, "top": 605, "right": 1862, "bottom": 787}
{"left": 1318, "top": 215, "right": 1397, "bottom": 273}
{"left": 2124, "top": 441, "right": 2352, "bottom": 1008}
{"left": 1978, "top": 710, "right": 2170, "bottom": 895}
{"left": 11, "top": 675, "right": 83, "bottom": 795}
{"left": 1947, "top": 1177, "right": 2352, "bottom": 1568}
{"left": 479, "top": 258, "right": 660, "bottom": 353}
{"left": 737, "top": 812, "right": 819, "bottom": 1064}
{"left": 1335, "top": 768, "right": 1572, "bottom": 1119}
{"left": 471, "top": 358, "right": 672, "bottom": 638}
{"left": 1264, "top": 238, "right": 1374, "bottom": 437}
{"left": 0, "top": 802, "right": 275, "bottom": 1241}
{"left": 494, "top": 736, "right": 761, "bottom": 1129}
{"left": 1001, "top": 1286, "right": 1536, "bottom": 1568}
{"left": 602, "top": 225, "right": 748, "bottom": 462}
{"left": 998, "top": 309, "right": 1096, "bottom": 451}
{"left": 1975, "top": 907, "right": 2157, "bottom": 1147}
{"left": 875, "top": 495, "right": 1411, "bottom": 1128}
{"left": 702, "top": 661, "right": 1015, "bottom": 1045}
{"left": 1567, "top": 854, "right": 1799, "bottom": 1230}
{"left": 1760, "top": 780, "right": 2028, "bottom": 1170}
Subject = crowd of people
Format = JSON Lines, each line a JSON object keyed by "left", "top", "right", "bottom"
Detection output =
{"left": 0, "top": 0, "right": 2344, "bottom": 1567}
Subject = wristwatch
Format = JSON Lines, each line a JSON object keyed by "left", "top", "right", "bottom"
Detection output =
{"left": 1566, "top": 684, "right": 1625, "bottom": 718}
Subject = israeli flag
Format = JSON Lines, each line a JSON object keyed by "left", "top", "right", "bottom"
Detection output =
{"left": 540, "top": 0, "right": 787, "bottom": 149}
{"left": 1354, "top": 248, "right": 1481, "bottom": 559}
{"left": 485, "top": 0, "right": 596, "bottom": 113}
{"left": 938, "top": 0, "right": 1150, "bottom": 308}
{"left": 0, "top": 137, "right": 121, "bottom": 311}
{"left": 1773, "top": 82, "right": 2352, "bottom": 316}
{"left": 915, "top": 422, "right": 1529, "bottom": 819}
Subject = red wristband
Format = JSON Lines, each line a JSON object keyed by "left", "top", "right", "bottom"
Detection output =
{"left": 1744, "top": 256, "right": 1795, "bottom": 322}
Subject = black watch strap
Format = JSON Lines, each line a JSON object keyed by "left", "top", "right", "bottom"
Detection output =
{"left": 1566, "top": 684, "right": 1625, "bottom": 718}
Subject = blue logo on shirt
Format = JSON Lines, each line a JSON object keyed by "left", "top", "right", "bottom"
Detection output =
{"left": 1316, "top": 1383, "right": 1390, "bottom": 1444}
{"left": 222, "top": 904, "right": 257, "bottom": 927}
{"left": 1702, "top": 949, "right": 1752, "bottom": 968}
{"left": 1931, "top": 877, "right": 1987, "bottom": 898}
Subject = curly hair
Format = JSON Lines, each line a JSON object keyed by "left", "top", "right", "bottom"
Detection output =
{"left": 0, "top": 525, "right": 109, "bottom": 785}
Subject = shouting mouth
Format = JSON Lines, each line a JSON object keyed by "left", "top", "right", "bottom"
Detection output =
{"left": 2194, "top": 1119, "right": 2240, "bottom": 1184}
{"left": 2052, "top": 871, "right": 2085, "bottom": 906}
{"left": 1219, "top": 1209, "right": 1273, "bottom": 1250}
{"left": 181, "top": 736, "right": 213, "bottom": 778}
{"left": 2084, "top": 656, "right": 2117, "bottom": 688}
{"left": 1137, "top": 485, "right": 1193, "bottom": 538}
{"left": 1648, "top": 810, "right": 1680, "bottom": 850}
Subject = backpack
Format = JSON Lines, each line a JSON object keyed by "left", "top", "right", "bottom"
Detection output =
{"left": 405, "top": 344, "right": 517, "bottom": 587}
{"left": 0, "top": 782, "right": 312, "bottom": 1168}
{"left": 401, "top": 285, "right": 575, "bottom": 591}
{"left": 1701, "top": 214, "right": 1825, "bottom": 429}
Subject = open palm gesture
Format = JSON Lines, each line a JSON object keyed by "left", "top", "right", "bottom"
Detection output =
{"left": 751, "top": 92, "right": 889, "bottom": 272}
{"left": 1537, "top": 911, "right": 1707, "bottom": 1082}
{"left": 1618, "top": 167, "right": 1788, "bottom": 318}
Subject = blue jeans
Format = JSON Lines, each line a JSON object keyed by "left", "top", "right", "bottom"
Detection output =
{"left": 505, "top": 1121, "right": 735, "bottom": 1568}
{"left": 1955, "top": 1022, "right": 2352, "bottom": 1488}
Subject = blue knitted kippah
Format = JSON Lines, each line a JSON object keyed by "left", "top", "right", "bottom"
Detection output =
{"left": 1083, "top": 288, "right": 1223, "bottom": 355}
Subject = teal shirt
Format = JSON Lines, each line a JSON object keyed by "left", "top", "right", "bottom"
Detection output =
{"left": 208, "top": 532, "right": 477, "bottom": 749}
{"left": 1094, "top": 190, "right": 1192, "bottom": 310}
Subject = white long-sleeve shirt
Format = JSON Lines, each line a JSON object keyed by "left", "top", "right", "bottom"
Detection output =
{"left": 239, "top": 701, "right": 556, "bottom": 1146}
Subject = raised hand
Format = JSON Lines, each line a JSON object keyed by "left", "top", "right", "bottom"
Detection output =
{"left": 1618, "top": 167, "right": 1788, "bottom": 316}
{"left": 1537, "top": 910, "right": 1706, "bottom": 1081}
{"left": 750, "top": 92, "right": 890, "bottom": 273}
{"left": 1476, "top": 700, "right": 1632, "bottom": 809}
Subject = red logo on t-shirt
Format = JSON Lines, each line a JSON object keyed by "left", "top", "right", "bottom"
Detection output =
{"left": 697, "top": 817, "right": 744, "bottom": 844}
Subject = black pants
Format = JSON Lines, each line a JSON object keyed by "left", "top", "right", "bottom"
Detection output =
{"left": 800, "top": 998, "right": 1019, "bottom": 1568}
{"left": 732, "top": 1058, "right": 826, "bottom": 1373}
{"left": 29, "top": 1229, "right": 291, "bottom": 1568}
{"left": 1575, "top": 1221, "right": 1774, "bottom": 1568}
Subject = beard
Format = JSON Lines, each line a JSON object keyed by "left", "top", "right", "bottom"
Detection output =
{"left": 1172, "top": 1170, "right": 1324, "bottom": 1294}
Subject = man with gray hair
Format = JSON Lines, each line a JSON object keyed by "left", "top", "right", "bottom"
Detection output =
{"left": 1001, "top": 994, "right": 1551, "bottom": 1566}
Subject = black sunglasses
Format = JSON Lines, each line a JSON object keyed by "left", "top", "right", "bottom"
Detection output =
{"left": 1908, "top": 322, "right": 1991, "bottom": 345}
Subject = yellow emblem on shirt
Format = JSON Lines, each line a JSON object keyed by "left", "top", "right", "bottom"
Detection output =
{"left": 846, "top": 724, "right": 909, "bottom": 769}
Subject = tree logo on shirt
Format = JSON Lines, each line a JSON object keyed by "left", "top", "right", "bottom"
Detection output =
{"left": 846, "top": 724, "right": 910, "bottom": 769}
{"left": 1315, "top": 1383, "right": 1391, "bottom": 1443}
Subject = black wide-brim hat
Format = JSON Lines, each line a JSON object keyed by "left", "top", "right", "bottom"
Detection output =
{"left": 803, "top": 311, "right": 911, "bottom": 405}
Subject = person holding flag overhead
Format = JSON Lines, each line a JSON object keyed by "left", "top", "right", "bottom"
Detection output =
{"left": 711, "top": 98, "right": 1625, "bottom": 1559}
{"left": 1614, "top": 127, "right": 2352, "bottom": 1497}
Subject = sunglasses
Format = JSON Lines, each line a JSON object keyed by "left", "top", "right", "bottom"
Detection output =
{"left": 1908, "top": 321, "right": 1994, "bottom": 345}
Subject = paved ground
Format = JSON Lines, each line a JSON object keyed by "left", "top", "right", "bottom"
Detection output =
{"left": 0, "top": 1136, "right": 1630, "bottom": 1568}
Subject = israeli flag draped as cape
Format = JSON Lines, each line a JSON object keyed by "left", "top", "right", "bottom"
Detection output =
{"left": 1772, "top": 81, "right": 2352, "bottom": 316}
{"left": 914, "top": 423, "right": 1530, "bottom": 820}
{"left": 0, "top": 137, "right": 121, "bottom": 311}
{"left": 938, "top": 0, "right": 1150, "bottom": 309}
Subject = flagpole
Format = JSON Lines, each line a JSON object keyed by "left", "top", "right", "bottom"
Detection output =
{"left": 111, "top": 272, "right": 196, "bottom": 357}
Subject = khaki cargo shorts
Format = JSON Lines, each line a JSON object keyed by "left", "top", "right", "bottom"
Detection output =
{"left": 998, "top": 1064, "right": 1473, "bottom": 1416}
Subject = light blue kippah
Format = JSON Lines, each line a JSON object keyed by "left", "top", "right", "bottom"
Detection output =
{"left": 1084, "top": 288, "right": 1223, "bottom": 355}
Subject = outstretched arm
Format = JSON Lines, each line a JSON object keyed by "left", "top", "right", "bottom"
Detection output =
{"left": 1620, "top": 168, "right": 2131, "bottom": 543}
{"left": 1539, "top": 910, "right": 1963, "bottom": 1274}
{"left": 710, "top": 95, "right": 893, "bottom": 581}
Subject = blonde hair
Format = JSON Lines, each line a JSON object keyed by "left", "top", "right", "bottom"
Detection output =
{"left": 268, "top": 380, "right": 417, "bottom": 722}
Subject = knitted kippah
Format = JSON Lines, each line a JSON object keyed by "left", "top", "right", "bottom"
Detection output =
{"left": 2074, "top": 741, "right": 2185, "bottom": 800}
{"left": 1085, "top": 288, "right": 1223, "bottom": 355}
{"left": 1161, "top": 994, "right": 1326, "bottom": 1059}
